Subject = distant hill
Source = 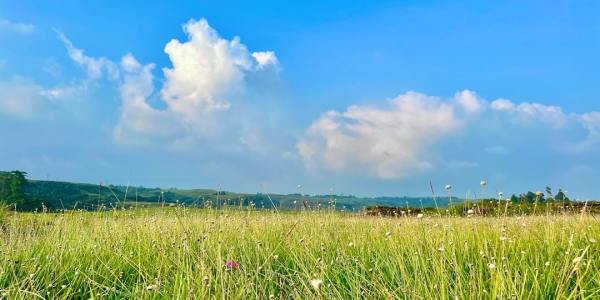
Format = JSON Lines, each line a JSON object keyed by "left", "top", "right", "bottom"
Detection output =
{"left": 5, "top": 173, "right": 458, "bottom": 211}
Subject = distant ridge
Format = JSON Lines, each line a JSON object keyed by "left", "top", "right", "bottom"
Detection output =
{"left": 16, "top": 175, "right": 457, "bottom": 211}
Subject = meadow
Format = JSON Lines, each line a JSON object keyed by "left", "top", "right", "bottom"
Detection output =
{"left": 0, "top": 207, "right": 598, "bottom": 299}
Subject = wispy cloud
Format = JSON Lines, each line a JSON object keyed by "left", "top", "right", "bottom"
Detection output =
{"left": 484, "top": 146, "right": 511, "bottom": 155}
{"left": 569, "top": 112, "right": 600, "bottom": 152}
{"left": 56, "top": 30, "right": 119, "bottom": 80}
{"left": 0, "top": 18, "right": 35, "bottom": 34}
{"left": 0, "top": 77, "right": 46, "bottom": 118}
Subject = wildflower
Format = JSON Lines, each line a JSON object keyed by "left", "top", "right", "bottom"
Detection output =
{"left": 572, "top": 257, "right": 582, "bottom": 264}
{"left": 348, "top": 242, "right": 354, "bottom": 248}
{"left": 545, "top": 261, "right": 550, "bottom": 266}
{"left": 146, "top": 284, "right": 158, "bottom": 291}
{"left": 310, "top": 279, "right": 323, "bottom": 290}
{"left": 417, "top": 213, "right": 424, "bottom": 219}
{"left": 437, "top": 247, "right": 445, "bottom": 252}
{"left": 488, "top": 263, "right": 496, "bottom": 269}
{"left": 226, "top": 260, "right": 240, "bottom": 270}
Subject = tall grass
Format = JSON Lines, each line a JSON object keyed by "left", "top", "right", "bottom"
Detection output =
{"left": 0, "top": 208, "right": 598, "bottom": 299}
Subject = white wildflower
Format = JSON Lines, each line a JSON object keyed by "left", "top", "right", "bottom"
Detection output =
{"left": 310, "top": 279, "right": 323, "bottom": 290}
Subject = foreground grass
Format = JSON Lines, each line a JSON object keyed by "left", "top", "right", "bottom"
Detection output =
{"left": 0, "top": 209, "right": 599, "bottom": 299}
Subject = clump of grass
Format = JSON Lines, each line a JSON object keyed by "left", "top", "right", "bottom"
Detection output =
{"left": 0, "top": 208, "right": 598, "bottom": 299}
{"left": 0, "top": 204, "right": 11, "bottom": 233}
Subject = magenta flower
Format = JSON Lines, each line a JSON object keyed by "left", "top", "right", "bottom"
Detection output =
{"left": 225, "top": 260, "right": 240, "bottom": 270}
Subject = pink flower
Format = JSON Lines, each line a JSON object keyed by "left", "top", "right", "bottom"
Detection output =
{"left": 225, "top": 260, "right": 240, "bottom": 270}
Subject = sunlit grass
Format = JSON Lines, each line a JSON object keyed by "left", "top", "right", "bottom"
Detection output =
{"left": 0, "top": 208, "right": 598, "bottom": 299}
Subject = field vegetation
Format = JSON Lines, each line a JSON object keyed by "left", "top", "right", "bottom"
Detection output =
{"left": 0, "top": 206, "right": 598, "bottom": 299}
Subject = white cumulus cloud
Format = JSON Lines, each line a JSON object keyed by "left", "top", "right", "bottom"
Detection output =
{"left": 299, "top": 91, "right": 600, "bottom": 179}
{"left": 252, "top": 51, "right": 279, "bottom": 70}
{"left": 490, "top": 98, "right": 567, "bottom": 127}
{"left": 297, "top": 91, "right": 463, "bottom": 179}
{"left": 454, "top": 89, "right": 485, "bottom": 114}
{"left": 56, "top": 19, "right": 279, "bottom": 147}
{"left": 112, "top": 18, "right": 279, "bottom": 147}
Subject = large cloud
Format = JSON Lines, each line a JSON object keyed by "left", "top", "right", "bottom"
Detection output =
{"left": 299, "top": 91, "right": 599, "bottom": 179}
{"left": 160, "top": 19, "right": 277, "bottom": 120}
{"left": 113, "top": 18, "right": 279, "bottom": 146}
{"left": 58, "top": 19, "right": 279, "bottom": 147}
{"left": 297, "top": 92, "right": 465, "bottom": 178}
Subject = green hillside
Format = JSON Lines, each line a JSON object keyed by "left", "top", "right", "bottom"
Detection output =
{"left": 2, "top": 171, "right": 452, "bottom": 211}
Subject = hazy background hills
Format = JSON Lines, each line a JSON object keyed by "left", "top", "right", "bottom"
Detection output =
{"left": 10, "top": 172, "right": 453, "bottom": 211}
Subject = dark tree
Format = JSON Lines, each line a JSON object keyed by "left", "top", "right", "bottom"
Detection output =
{"left": 555, "top": 189, "right": 569, "bottom": 203}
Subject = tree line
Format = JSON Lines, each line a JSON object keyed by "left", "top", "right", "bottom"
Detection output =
{"left": 0, "top": 171, "right": 49, "bottom": 211}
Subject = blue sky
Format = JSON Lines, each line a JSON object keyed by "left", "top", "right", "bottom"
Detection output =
{"left": 1, "top": 1, "right": 599, "bottom": 199}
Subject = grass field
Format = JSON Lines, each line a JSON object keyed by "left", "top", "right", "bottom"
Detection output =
{"left": 0, "top": 208, "right": 599, "bottom": 299}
